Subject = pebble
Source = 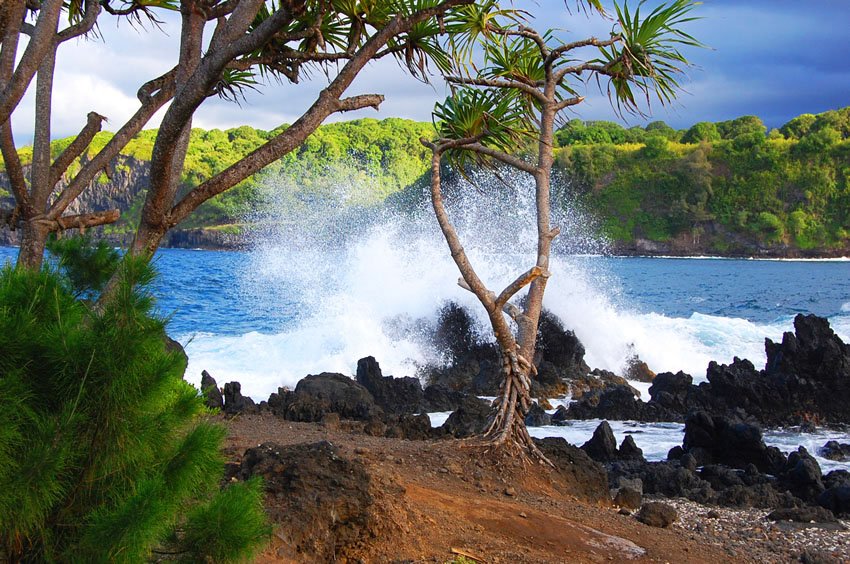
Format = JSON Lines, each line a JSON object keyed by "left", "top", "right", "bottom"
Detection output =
{"left": 504, "top": 487, "right": 517, "bottom": 497}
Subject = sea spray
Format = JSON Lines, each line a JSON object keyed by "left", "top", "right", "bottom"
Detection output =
{"left": 181, "top": 169, "right": 850, "bottom": 400}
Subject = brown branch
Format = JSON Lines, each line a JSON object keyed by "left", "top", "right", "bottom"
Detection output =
{"left": 462, "top": 143, "right": 538, "bottom": 176}
{"left": 48, "top": 209, "right": 120, "bottom": 232}
{"left": 495, "top": 266, "right": 543, "bottom": 310}
{"left": 206, "top": 0, "right": 239, "bottom": 20}
{"left": 554, "top": 61, "right": 611, "bottom": 83}
{"left": 0, "top": 0, "right": 63, "bottom": 122}
{"left": 49, "top": 111, "right": 105, "bottom": 186}
{"left": 0, "top": 122, "right": 31, "bottom": 215}
{"left": 554, "top": 95, "right": 584, "bottom": 111}
{"left": 57, "top": 0, "right": 100, "bottom": 43}
{"left": 548, "top": 36, "right": 618, "bottom": 62}
{"left": 166, "top": 0, "right": 475, "bottom": 228}
{"left": 335, "top": 94, "right": 383, "bottom": 112}
{"left": 492, "top": 26, "right": 549, "bottom": 59}
{"left": 445, "top": 75, "right": 547, "bottom": 105}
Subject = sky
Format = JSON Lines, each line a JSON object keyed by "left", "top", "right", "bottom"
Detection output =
{"left": 10, "top": 0, "right": 850, "bottom": 144}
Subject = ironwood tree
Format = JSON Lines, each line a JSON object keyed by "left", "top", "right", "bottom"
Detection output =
{"left": 422, "top": 0, "right": 701, "bottom": 459}
{"left": 0, "top": 0, "right": 178, "bottom": 269}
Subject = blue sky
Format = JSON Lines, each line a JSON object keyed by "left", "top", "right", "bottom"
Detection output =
{"left": 10, "top": 1, "right": 850, "bottom": 142}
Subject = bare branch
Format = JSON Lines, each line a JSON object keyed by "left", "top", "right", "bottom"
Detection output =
{"left": 0, "top": 0, "right": 63, "bottom": 122}
{"left": 49, "top": 111, "right": 105, "bottom": 186}
{"left": 491, "top": 26, "right": 549, "bottom": 59}
{"left": 206, "top": 0, "right": 239, "bottom": 20}
{"left": 335, "top": 94, "right": 383, "bottom": 113}
{"left": 48, "top": 209, "right": 120, "bottom": 232}
{"left": 137, "top": 67, "right": 177, "bottom": 103}
{"left": 0, "top": 122, "right": 30, "bottom": 214}
{"left": 554, "top": 61, "right": 610, "bottom": 83}
{"left": 495, "top": 266, "right": 543, "bottom": 309}
{"left": 57, "top": 0, "right": 100, "bottom": 43}
{"left": 554, "top": 95, "right": 584, "bottom": 111}
{"left": 445, "top": 75, "right": 547, "bottom": 105}
{"left": 462, "top": 142, "right": 538, "bottom": 176}
{"left": 548, "top": 36, "right": 618, "bottom": 63}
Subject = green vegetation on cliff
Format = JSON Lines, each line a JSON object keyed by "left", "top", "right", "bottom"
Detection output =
{"left": 3, "top": 110, "right": 849, "bottom": 253}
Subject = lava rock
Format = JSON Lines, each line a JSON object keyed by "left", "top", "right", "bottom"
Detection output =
{"left": 200, "top": 370, "right": 224, "bottom": 410}
{"left": 637, "top": 502, "right": 678, "bottom": 528}
{"left": 780, "top": 447, "right": 825, "bottom": 502}
{"left": 223, "top": 381, "right": 257, "bottom": 415}
{"left": 624, "top": 354, "right": 656, "bottom": 383}
{"left": 268, "top": 373, "right": 381, "bottom": 422}
{"left": 648, "top": 371, "right": 694, "bottom": 413}
{"left": 818, "top": 486, "right": 850, "bottom": 517}
{"left": 581, "top": 421, "right": 619, "bottom": 462}
{"left": 422, "top": 384, "right": 467, "bottom": 412}
{"left": 384, "top": 413, "right": 433, "bottom": 440}
{"left": 682, "top": 411, "right": 786, "bottom": 474}
{"left": 355, "top": 356, "right": 424, "bottom": 415}
{"left": 534, "top": 437, "right": 609, "bottom": 503}
{"left": 819, "top": 440, "right": 850, "bottom": 462}
{"left": 619, "top": 435, "right": 645, "bottom": 462}
{"left": 614, "top": 487, "right": 642, "bottom": 510}
{"left": 237, "top": 441, "right": 373, "bottom": 561}
{"left": 525, "top": 403, "right": 553, "bottom": 427}
{"left": 767, "top": 505, "right": 838, "bottom": 524}
{"left": 440, "top": 395, "right": 491, "bottom": 438}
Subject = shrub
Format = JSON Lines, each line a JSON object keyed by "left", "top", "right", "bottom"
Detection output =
{"left": 0, "top": 258, "right": 269, "bottom": 562}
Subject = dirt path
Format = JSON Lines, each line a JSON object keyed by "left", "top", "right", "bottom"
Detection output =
{"left": 224, "top": 413, "right": 737, "bottom": 563}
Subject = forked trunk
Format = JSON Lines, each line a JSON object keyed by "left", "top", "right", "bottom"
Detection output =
{"left": 16, "top": 220, "right": 49, "bottom": 270}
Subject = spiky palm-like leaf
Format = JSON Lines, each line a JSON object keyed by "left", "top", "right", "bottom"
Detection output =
{"left": 596, "top": 0, "right": 702, "bottom": 114}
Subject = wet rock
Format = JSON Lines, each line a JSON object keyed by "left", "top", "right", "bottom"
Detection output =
{"left": 614, "top": 487, "right": 642, "bottom": 510}
{"left": 440, "top": 395, "right": 491, "bottom": 438}
{"left": 200, "top": 370, "right": 223, "bottom": 410}
{"left": 524, "top": 403, "right": 552, "bottom": 427}
{"left": 566, "top": 385, "right": 679, "bottom": 422}
{"left": 534, "top": 437, "right": 609, "bottom": 503}
{"left": 223, "top": 381, "right": 257, "bottom": 415}
{"left": 619, "top": 435, "right": 645, "bottom": 462}
{"left": 682, "top": 411, "right": 786, "bottom": 474}
{"left": 637, "top": 502, "right": 678, "bottom": 528}
{"left": 551, "top": 405, "right": 570, "bottom": 424}
{"left": 268, "top": 373, "right": 381, "bottom": 422}
{"left": 819, "top": 440, "right": 850, "bottom": 462}
{"left": 624, "top": 353, "right": 655, "bottom": 383}
{"left": 237, "top": 441, "right": 373, "bottom": 561}
{"left": 648, "top": 371, "right": 694, "bottom": 413}
{"left": 581, "top": 421, "right": 619, "bottom": 463}
{"left": 823, "top": 470, "right": 850, "bottom": 490}
{"left": 355, "top": 356, "right": 424, "bottom": 415}
{"left": 422, "top": 384, "right": 467, "bottom": 412}
{"left": 780, "top": 447, "right": 825, "bottom": 502}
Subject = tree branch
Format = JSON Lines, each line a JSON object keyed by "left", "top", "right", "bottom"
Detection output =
{"left": 495, "top": 266, "right": 543, "bottom": 310}
{"left": 548, "top": 36, "right": 618, "bottom": 63}
{"left": 335, "top": 94, "right": 383, "bottom": 112}
{"left": 57, "top": 0, "right": 100, "bottom": 43}
{"left": 48, "top": 209, "right": 120, "bottom": 231}
{"left": 462, "top": 142, "right": 539, "bottom": 175}
{"left": 492, "top": 26, "right": 549, "bottom": 59}
{"left": 0, "top": 0, "right": 63, "bottom": 122}
{"left": 554, "top": 61, "right": 611, "bottom": 83}
{"left": 0, "top": 121, "right": 31, "bottom": 215}
{"left": 49, "top": 111, "right": 105, "bottom": 187}
{"left": 554, "top": 95, "right": 584, "bottom": 111}
{"left": 445, "top": 75, "right": 547, "bottom": 105}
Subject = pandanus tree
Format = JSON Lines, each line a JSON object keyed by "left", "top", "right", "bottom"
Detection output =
{"left": 0, "top": 0, "right": 178, "bottom": 269}
{"left": 125, "top": 0, "right": 485, "bottom": 260}
{"left": 422, "top": 0, "right": 701, "bottom": 459}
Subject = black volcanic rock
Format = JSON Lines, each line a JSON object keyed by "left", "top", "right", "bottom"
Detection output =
{"left": 524, "top": 403, "right": 553, "bottom": 427}
{"left": 355, "top": 356, "right": 424, "bottom": 415}
{"left": 200, "top": 369, "right": 224, "bottom": 410}
{"left": 268, "top": 373, "right": 381, "bottom": 422}
{"left": 581, "top": 421, "right": 619, "bottom": 462}
{"left": 819, "top": 440, "right": 850, "bottom": 462}
{"left": 223, "top": 381, "right": 257, "bottom": 415}
{"left": 440, "top": 395, "right": 491, "bottom": 438}
{"left": 682, "top": 411, "right": 786, "bottom": 474}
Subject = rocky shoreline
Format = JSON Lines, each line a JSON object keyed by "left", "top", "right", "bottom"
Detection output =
{"left": 196, "top": 305, "right": 850, "bottom": 561}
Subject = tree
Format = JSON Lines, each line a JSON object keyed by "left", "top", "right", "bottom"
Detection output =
{"left": 0, "top": 0, "right": 177, "bottom": 269}
{"left": 422, "top": 0, "right": 700, "bottom": 459}
{"left": 681, "top": 121, "right": 720, "bottom": 143}
{"left": 124, "top": 0, "right": 481, "bottom": 261}
{"left": 0, "top": 255, "right": 269, "bottom": 562}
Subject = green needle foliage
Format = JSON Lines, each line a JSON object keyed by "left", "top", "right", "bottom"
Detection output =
{"left": 0, "top": 254, "right": 269, "bottom": 562}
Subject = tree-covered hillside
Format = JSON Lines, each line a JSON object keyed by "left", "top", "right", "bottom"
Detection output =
{"left": 2, "top": 110, "right": 849, "bottom": 255}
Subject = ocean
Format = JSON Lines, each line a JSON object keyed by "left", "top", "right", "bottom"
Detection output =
{"left": 2, "top": 182, "right": 848, "bottom": 470}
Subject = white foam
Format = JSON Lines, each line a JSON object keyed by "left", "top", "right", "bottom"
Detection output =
{"left": 842, "top": 302, "right": 850, "bottom": 313}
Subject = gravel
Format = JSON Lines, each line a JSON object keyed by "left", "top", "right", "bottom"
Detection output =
{"left": 664, "top": 498, "right": 850, "bottom": 563}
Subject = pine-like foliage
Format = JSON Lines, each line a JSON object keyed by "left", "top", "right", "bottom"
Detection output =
{"left": 0, "top": 257, "right": 269, "bottom": 562}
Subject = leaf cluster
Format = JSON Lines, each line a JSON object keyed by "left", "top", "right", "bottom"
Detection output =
{"left": 0, "top": 256, "right": 269, "bottom": 562}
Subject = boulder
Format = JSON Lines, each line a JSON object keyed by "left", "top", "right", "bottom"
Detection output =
{"left": 384, "top": 413, "right": 433, "bottom": 440}
{"left": 614, "top": 487, "right": 642, "bottom": 510}
{"left": 524, "top": 403, "right": 552, "bottom": 427}
{"left": 237, "top": 441, "right": 373, "bottom": 561}
{"left": 624, "top": 354, "right": 655, "bottom": 383}
{"left": 534, "top": 437, "right": 609, "bottom": 503}
{"left": 648, "top": 371, "right": 694, "bottom": 413}
{"left": 200, "top": 370, "right": 224, "bottom": 410}
{"left": 637, "top": 502, "right": 678, "bottom": 528}
{"left": 780, "top": 447, "right": 825, "bottom": 502}
{"left": 422, "top": 384, "right": 467, "bottom": 412}
{"left": 819, "top": 440, "right": 850, "bottom": 462}
{"left": 619, "top": 435, "right": 645, "bottom": 462}
{"left": 818, "top": 486, "right": 850, "bottom": 517}
{"left": 766, "top": 506, "right": 838, "bottom": 524}
{"left": 355, "top": 356, "right": 424, "bottom": 415}
{"left": 440, "top": 395, "right": 491, "bottom": 438}
{"left": 223, "top": 381, "right": 257, "bottom": 415}
{"left": 581, "top": 421, "right": 619, "bottom": 463}
{"left": 268, "top": 373, "right": 381, "bottom": 422}
{"left": 682, "top": 411, "right": 786, "bottom": 474}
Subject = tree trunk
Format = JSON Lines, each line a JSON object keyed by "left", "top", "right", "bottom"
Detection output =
{"left": 16, "top": 220, "right": 48, "bottom": 269}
